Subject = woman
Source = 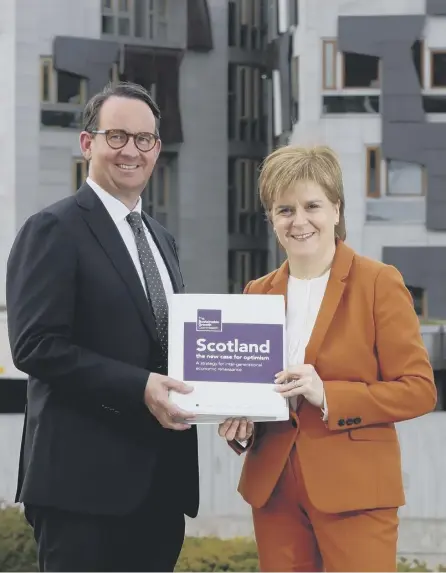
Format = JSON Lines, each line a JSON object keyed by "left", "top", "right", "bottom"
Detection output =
{"left": 218, "top": 145, "right": 436, "bottom": 572}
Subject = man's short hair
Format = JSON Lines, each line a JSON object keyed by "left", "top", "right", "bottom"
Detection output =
{"left": 82, "top": 81, "right": 161, "bottom": 135}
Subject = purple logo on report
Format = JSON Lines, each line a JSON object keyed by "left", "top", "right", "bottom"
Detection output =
{"left": 196, "top": 309, "right": 222, "bottom": 332}
{"left": 184, "top": 309, "right": 283, "bottom": 383}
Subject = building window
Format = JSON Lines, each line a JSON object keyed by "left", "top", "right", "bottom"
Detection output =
{"left": 366, "top": 147, "right": 426, "bottom": 198}
{"left": 366, "top": 146, "right": 381, "bottom": 198}
{"left": 290, "top": 56, "right": 299, "bottom": 123}
{"left": 228, "top": 250, "right": 268, "bottom": 293}
{"left": 40, "top": 57, "right": 87, "bottom": 105}
{"left": 322, "top": 40, "right": 337, "bottom": 90}
{"left": 277, "top": 0, "right": 288, "bottom": 34}
{"left": 102, "top": 0, "right": 168, "bottom": 40}
{"left": 324, "top": 40, "right": 422, "bottom": 92}
{"left": 289, "top": 0, "right": 298, "bottom": 27}
{"left": 109, "top": 62, "right": 120, "bottom": 84}
{"left": 343, "top": 53, "right": 380, "bottom": 88}
{"left": 387, "top": 160, "right": 424, "bottom": 196}
{"left": 41, "top": 58, "right": 53, "bottom": 103}
{"left": 228, "top": 0, "right": 264, "bottom": 51}
{"left": 73, "top": 158, "right": 88, "bottom": 192}
{"left": 142, "top": 159, "right": 171, "bottom": 229}
{"left": 407, "top": 285, "right": 426, "bottom": 318}
{"left": 228, "top": 64, "right": 266, "bottom": 143}
{"left": 431, "top": 50, "right": 446, "bottom": 88}
{"left": 228, "top": 0, "right": 237, "bottom": 46}
{"left": 323, "top": 95, "right": 379, "bottom": 114}
{"left": 102, "top": 0, "right": 114, "bottom": 33}
{"left": 228, "top": 158, "right": 265, "bottom": 236}
{"left": 157, "top": 0, "right": 168, "bottom": 41}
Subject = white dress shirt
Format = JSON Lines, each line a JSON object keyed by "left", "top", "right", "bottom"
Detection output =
{"left": 287, "top": 270, "right": 330, "bottom": 415}
{"left": 87, "top": 177, "right": 174, "bottom": 304}
{"left": 237, "top": 269, "right": 331, "bottom": 448}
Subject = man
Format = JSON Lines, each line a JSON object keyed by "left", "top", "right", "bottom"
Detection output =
{"left": 6, "top": 81, "right": 199, "bottom": 572}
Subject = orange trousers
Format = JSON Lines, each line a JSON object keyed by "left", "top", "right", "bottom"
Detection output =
{"left": 252, "top": 444, "right": 399, "bottom": 572}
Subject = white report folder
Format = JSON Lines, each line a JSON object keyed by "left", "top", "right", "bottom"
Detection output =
{"left": 168, "top": 293, "right": 289, "bottom": 424}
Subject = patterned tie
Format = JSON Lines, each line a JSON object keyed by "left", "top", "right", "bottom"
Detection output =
{"left": 126, "top": 212, "right": 168, "bottom": 361}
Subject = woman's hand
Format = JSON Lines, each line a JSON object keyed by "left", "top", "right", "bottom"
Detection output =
{"left": 218, "top": 418, "right": 254, "bottom": 443}
{"left": 274, "top": 364, "right": 324, "bottom": 408}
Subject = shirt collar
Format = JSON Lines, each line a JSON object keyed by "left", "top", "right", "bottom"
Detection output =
{"left": 87, "top": 176, "right": 142, "bottom": 225}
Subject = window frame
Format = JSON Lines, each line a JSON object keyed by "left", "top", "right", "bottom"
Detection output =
{"left": 366, "top": 146, "right": 381, "bottom": 198}
{"left": 342, "top": 52, "right": 381, "bottom": 89}
{"left": 101, "top": 0, "right": 167, "bottom": 40}
{"left": 144, "top": 161, "right": 170, "bottom": 226}
{"left": 366, "top": 146, "right": 427, "bottom": 198}
{"left": 407, "top": 285, "right": 428, "bottom": 319}
{"left": 228, "top": 0, "right": 263, "bottom": 50}
{"left": 386, "top": 159, "right": 426, "bottom": 198}
{"left": 40, "top": 56, "right": 87, "bottom": 106}
{"left": 40, "top": 57, "right": 53, "bottom": 103}
{"left": 72, "top": 158, "right": 88, "bottom": 193}
{"left": 322, "top": 39, "right": 337, "bottom": 90}
{"left": 228, "top": 249, "right": 269, "bottom": 293}
{"left": 430, "top": 49, "right": 446, "bottom": 88}
{"left": 290, "top": 55, "right": 299, "bottom": 121}
{"left": 237, "top": 66, "right": 252, "bottom": 120}
{"left": 236, "top": 159, "right": 251, "bottom": 213}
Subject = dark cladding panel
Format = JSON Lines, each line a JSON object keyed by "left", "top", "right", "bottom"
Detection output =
{"left": 123, "top": 47, "right": 184, "bottom": 144}
{"left": 426, "top": 0, "right": 446, "bottom": 16}
{"left": 338, "top": 14, "right": 446, "bottom": 230}
{"left": 382, "top": 95, "right": 424, "bottom": 122}
{"left": 338, "top": 15, "right": 423, "bottom": 56}
{"left": 383, "top": 246, "right": 446, "bottom": 319}
{"left": 187, "top": 0, "right": 213, "bottom": 51}
{"left": 53, "top": 36, "right": 120, "bottom": 98}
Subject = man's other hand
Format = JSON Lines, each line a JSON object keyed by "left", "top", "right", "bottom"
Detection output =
{"left": 144, "top": 373, "right": 196, "bottom": 430}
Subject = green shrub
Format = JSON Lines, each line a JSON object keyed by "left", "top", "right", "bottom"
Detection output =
{"left": 0, "top": 505, "right": 37, "bottom": 572}
{"left": 176, "top": 537, "right": 259, "bottom": 572}
{"left": 0, "top": 504, "right": 444, "bottom": 572}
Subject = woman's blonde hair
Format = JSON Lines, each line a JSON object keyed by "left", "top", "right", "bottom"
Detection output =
{"left": 258, "top": 145, "right": 346, "bottom": 240}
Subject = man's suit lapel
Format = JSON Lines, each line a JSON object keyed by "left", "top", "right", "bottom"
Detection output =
{"left": 75, "top": 184, "right": 158, "bottom": 342}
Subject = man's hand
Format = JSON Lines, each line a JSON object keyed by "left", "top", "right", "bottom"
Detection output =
{"left": 144, "top": 373, "right": 196, "bottom": 431}
{"left": 218, "top": 418, "right": 254, "bottom": 443}
{"left": 274, "top": 364, "right": 324, "bottom": 408}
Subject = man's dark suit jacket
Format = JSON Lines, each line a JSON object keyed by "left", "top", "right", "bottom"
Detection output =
{"left": 6, "top": 183, "right": 199, "bottom": 517}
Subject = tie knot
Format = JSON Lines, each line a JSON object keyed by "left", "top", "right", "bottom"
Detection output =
{"left": 127, "top": 212, "right": 143, "bottom": 233}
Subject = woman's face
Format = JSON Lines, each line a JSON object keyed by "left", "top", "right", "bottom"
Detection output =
{"left": 271, "top": 180, "right": 340, "bottom": 263}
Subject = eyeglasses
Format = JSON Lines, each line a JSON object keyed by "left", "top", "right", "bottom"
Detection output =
{"left": 90, "top": 129, "right": 159, "bottom": 152}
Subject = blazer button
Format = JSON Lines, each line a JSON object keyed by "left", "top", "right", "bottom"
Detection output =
{"left": 291, "top": 418, "right": 298, "bottom": 429}
{"left": 346, "top": 418, "right": 354, "bottom": 426}
{"left": 354, "top": 417, "right": 361, "bottom": 424}
{"left": 338, "top": 419, "right": 345, "bottom": 427}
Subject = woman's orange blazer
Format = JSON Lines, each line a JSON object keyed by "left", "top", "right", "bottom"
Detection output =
{"left": 235, "top": 240, "right": 437, "bottom": 514}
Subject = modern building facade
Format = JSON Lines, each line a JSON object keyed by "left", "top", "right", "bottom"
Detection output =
{"left": 279, "top": 0, "right": 446, "bottom": 319}
{"left": 0, "top": 0, "right": 289, "bottom": 307}
{"left": 267, "top": 0, "right": 446, "bottom": 409}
